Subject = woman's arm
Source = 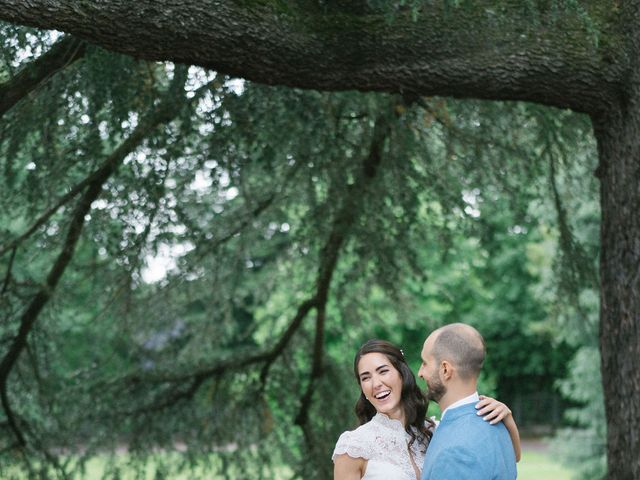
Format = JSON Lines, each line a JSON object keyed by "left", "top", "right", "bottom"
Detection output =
{"left": 502, "top": 413, "right": 522, "bottom": 462}
{"left": 334, "top": 453, "right": 366, "bottom": 480}
{"left": 475, "top": 395, "right": 522, "bottom": 462}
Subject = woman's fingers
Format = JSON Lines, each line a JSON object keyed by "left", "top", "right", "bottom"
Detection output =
{"left": 475, "top": 397, "right": 492, "bottom": 409}
{"left": 475, "top": 397, "right": 495, "bottom": 413}
{"left": 476, "top": 400, "right": 511, "bottom": 425}
{"left": 484, "top": 407, "right": 504, "bottom": 424}
{"left": 477, "top": 404, "right": 500, "bottom": 418}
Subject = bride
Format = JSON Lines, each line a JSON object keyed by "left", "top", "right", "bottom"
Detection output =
{"left": 332, "top": 339, "right": 521, "bottom": 480}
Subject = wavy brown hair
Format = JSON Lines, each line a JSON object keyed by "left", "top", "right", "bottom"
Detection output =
{"left": 353, "top": 339, "right": 434, "bottom": 449}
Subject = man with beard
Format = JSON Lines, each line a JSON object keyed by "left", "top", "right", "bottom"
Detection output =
{"left": 418, "top": 323, "right": 518, "bottom": 480}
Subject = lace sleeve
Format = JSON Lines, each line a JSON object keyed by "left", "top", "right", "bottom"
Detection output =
{"left": 429, "top": 416, "right": 439, "bottom": 430}
{"left": 331, "top": 430, "right": 373, "bottom": 462}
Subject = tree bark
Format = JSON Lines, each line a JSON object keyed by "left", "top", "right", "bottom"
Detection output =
{"left": 593, "top": 102, "right": 640, "bottom": 480}
{"left": 591, "top": 5, "right": 640, "bottom": 478}
{"left": 0, "top": 35, "right": 85, "bottom": 117}
{"left": 0, "top": 1, "right": 623, "bottom": 113}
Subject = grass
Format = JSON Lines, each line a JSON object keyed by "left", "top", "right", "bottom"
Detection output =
{"left": 518, "top": 447, "right": 575, "bottom": 480}
{"left": 3, "top": 442, "right": 575, "bottom": 479}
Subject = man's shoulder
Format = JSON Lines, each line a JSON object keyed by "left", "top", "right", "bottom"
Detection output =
{"left": 423, "top": 410, "right": 516, "bottom": 480}
{"left": 438, "top": 407, "right": 511, "bottom": 445}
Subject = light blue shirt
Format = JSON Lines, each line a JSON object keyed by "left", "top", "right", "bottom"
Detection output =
{"left": 421, "top": 402, "right": 517, "bottom": 480}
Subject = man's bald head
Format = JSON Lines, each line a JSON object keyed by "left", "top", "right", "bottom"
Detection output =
{"left": 428, "top": 323, "right": 485, "bottom": 380}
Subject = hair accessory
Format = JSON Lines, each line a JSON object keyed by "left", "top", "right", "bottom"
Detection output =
{"left": 400, "top": 349, "right": 405, "bottom": 357}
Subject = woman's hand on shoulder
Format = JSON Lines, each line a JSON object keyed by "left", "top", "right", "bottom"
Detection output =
{"left": 475, "top": 394, "right": 512, "bottom": 425}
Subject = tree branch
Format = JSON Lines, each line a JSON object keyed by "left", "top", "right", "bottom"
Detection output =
{"left": 0, "top": 163, "right": 111, "bottom": 446}
{"left": 122, "top": 297, "right": 318, "bottom": 387}
{"left": 295, "top": 109, "right": 392, "bottom": 430}
{"left": 1, "top": 247, "right": 16, "bottom": 294}
{"left": 0, "top": 379, "right": 25, "bottom": 446}
{"left": 0, "top": 78, "right": 215, "bottom": 259}
{"left": 0, "top": 1, "right": 623, "bottom": 114}
{"left": 0, "top": 35, "right": 86, "bottom": 117}
{"left": 94, "top": 104, "right": 392, "bottom": 428}
{"left": 0, "top": 75, "right": 195, "bottom": 447}
{"left": 0, "top": 164, "right": 114, "bottom": 259}
{"left": 104, "top": 296, "right": 317, "bottom": 418}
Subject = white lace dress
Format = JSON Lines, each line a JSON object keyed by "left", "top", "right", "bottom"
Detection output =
{"left": 331, "top": 413, "right": 430, "bottom": 480}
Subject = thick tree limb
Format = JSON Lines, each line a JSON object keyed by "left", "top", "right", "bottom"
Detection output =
{"left": 0, "top": 1, "right": 625, "bottom": 114}
{"left": 296, "top": 110, "right": 392, "bottom": 431}
{"left": 0, "top": 35, "right": 86, "bottom": 117}
{"left": 0, "top": 166, "right": 111, "bottom": 446}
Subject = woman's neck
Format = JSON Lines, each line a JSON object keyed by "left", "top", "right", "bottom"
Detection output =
{"left": 383, "top": 407, "right": 406, "bottom": 426}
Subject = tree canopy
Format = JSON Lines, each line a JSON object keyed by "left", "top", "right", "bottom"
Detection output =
{"left": 1, "top": 2, "right": 638, "bottom": 479}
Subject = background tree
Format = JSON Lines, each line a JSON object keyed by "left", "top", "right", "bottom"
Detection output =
{"left": 0, "top": 6, "right": 616, "bottom": 479}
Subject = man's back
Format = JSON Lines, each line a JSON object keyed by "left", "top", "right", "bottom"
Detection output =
{"left": 421, "top": 403, "right": 517, "bottom": 480}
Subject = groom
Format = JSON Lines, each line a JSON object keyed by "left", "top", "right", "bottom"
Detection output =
{"left": 418, "top": 323, "right": 517, "bottom": 479}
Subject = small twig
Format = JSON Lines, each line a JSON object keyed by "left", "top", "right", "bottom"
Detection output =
{"left": 0, "top": 382, "right": 26, "bottom": 446}
{"left": 1, "top": 246, "right": 16, "bottom": 294}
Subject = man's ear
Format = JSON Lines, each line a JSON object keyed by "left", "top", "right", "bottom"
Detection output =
{"left": 440, "top": 360, "right": 454, "bottom": 381}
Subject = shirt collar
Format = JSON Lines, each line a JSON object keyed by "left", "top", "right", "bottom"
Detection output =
{"left": 441, "top": 391, "right": 479, "bottom": 420}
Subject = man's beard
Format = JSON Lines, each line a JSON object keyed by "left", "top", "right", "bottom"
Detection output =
{"left": 426, "top": 376, "right": 446, "bottom": 403}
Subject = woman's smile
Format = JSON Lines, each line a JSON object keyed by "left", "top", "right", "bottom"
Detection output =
{"left": 358, "top": 352, "right": 404, "bottom": 421}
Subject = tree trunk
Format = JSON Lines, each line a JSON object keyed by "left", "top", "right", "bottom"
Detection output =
{"left": 593, "top": 7, "right": 640, "bottom": 477}
{"left": 1, "top": 2, "right": 639, "bottom": 477}
{"left": 593, "top": 98, "right": 640, "bottom": 479}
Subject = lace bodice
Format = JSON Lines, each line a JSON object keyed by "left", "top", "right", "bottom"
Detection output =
{"left": 332, "top": 413, "right": 430, "bottom": 480}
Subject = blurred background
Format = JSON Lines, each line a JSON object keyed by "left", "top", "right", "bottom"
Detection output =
{"left": 0, "top": 25, "right": 603, "bottom": 479}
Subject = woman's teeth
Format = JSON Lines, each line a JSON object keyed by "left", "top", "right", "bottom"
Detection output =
{"left": 375, "top": 390, "right": 391, "bottom": 400}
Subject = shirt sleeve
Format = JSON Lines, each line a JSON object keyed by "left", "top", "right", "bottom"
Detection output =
{"left": 331, "top": 430, "right": 372, "bottom": 463}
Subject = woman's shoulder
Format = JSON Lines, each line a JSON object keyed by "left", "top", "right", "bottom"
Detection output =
{"left": 334, "top": 421, "right": 378, "bottom": 447}
{"left": 332, "top": 422, "right": 378, "bottom": 462}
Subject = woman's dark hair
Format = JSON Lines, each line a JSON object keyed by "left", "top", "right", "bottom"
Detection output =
{"left": 353, "top": 339, "right": 434, "bottom": 448}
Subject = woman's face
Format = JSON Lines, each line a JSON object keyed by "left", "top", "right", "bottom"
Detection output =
{"left": 357, "top": 352, "right": 404, "bottom": 420}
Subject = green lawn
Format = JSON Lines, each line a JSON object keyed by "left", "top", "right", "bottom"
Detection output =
{"left": 518, "top": 449, "right": 575, "bottom": 480}
{"left": 4, "top": 445, "right": 575, "bottom": 479}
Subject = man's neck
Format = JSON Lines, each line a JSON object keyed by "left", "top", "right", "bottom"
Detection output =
{"left": 438, "top": 384, "right": 478, "bottom": 413}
